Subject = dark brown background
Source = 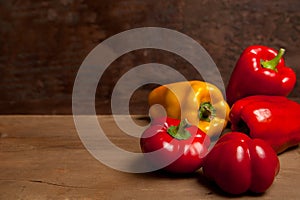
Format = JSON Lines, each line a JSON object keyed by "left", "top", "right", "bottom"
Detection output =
{"left": 0, "top": 0, "right": 299, "bottom": 115}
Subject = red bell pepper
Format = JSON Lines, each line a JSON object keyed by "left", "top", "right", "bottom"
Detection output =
{"left": 202, "top": 132, "right": 280, "bottom": 195}
{"left": 230, "top": 95, "right": 300, "bottom": 154}
{"left": 140, "top": 117, "right": 210, "bottom": 174}
{"left": 226, "top": 45, "right": 296, "bottom": 106}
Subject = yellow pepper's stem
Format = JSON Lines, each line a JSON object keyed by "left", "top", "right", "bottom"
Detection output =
{"left": 199, "top": 102, "right": 216, "bottom": 122}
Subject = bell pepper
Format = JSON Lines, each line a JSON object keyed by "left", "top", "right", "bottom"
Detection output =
{"left": 226, "top": 45, "right": 296, "bottom": 106}
{"left": 230, "top": 95, "right": 300, "bottom": 154}
{"left": 148, "top": 81, "right": 230, "bottom": 138}
{"left": 140, "top": 117, "right": 210, "bottom": 173}
{"left": 202, "top": 132, "right": 280, "bottom": 195}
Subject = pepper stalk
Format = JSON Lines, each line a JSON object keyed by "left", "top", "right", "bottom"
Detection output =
{"left": 261, "top": 48, "right": 285, "bottom": 72}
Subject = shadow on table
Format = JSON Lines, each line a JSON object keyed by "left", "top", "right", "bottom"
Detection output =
{"left": 131, "top": 162, "right": 266, "bottom": 198}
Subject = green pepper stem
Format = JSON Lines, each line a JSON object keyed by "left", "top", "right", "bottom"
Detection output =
{"left": 261, "top": 48, "right": 285, "bottom": 72}
{"left": 198, "top": 102, "right": 216, "bottom": 122}
{"left": 167, "top": 119, "right": 191, "bottom": 140}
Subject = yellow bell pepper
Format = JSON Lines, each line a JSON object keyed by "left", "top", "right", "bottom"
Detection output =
{"left": 148, "top": 80, "right": 230, "bottom": 138}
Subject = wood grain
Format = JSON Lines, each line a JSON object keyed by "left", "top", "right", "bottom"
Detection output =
{"left": 0, "top": 0, "right": 299, "bottom": 114}
{"left": 0, "top": 115, "right": 299, "bottom": 199}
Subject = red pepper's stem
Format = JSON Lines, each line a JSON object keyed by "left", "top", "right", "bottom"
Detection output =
{"left": 177, "top": 119, "right": 189, "bottom": 134}
{"left": 167, "top": 119, "right": 191, "bottom": 140}
{"left": 261, "top": 48, "right": 285, "bottom": 72}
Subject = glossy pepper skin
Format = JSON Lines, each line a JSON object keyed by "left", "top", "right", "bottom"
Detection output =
{"left": 230, "top": 95, "right": 300, "bottom": 154}
{"left": 203, "top": 132, "right": 280, "bottom": 195}
{"left": 140, "top": 117, "right": 210, "bottom": 174}
{"left": 226, "top": 45, "right": 296, "bottom": 106}
{"left": 148, "top": 81, "right": 230, "bottom": 138}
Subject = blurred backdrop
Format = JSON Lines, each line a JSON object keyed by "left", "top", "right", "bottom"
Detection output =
{"left": 0, "top": 0, "right": 299, "bottom": 114}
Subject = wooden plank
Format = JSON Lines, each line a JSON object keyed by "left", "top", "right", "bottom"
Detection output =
{"left": 0, "top": 115, "right": 300, "bottom": 199}
{"left": 1, "top": 0, "right": 300, "bottom": 114}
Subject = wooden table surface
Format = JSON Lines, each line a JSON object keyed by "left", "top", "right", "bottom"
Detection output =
{"left": 0, "top": 115, "right": 299, "bottom": 200}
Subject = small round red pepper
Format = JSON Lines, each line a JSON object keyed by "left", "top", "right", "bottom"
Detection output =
{"left": 226, "top": 45, "right": 296, "bottom": 106}
{"left": 202, "top": 132, "right": 280, "bottom": 195}
{"left": 140, "top": 117, "right": 210, "bottom": 174}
